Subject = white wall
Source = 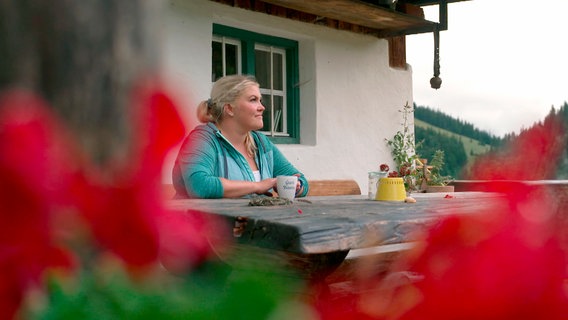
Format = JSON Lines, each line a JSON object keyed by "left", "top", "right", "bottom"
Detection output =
{"left": 160, "top": 0, "right": 414, "bottom": 195}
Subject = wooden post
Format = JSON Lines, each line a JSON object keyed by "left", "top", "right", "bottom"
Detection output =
{"left": 0, "top": 0, "right": 160, "bottom": 165}
{"left": 388, "top": 36, "right": 406, "bottom": 69}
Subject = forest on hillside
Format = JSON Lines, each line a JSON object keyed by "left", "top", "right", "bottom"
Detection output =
{"left": 414, "top": 125, "right": 467, "bottom": 178}
{"left": 413, "top": 104, "right": 501, "bottom": 179}
{"left": 467, "top": 102, "right": 568, "bottom": 180}
{"left": 414, "top": 104, "right": 502, "bottom": 147}
{"left": 415, "top": 102, "right": 568, "bottom": 180}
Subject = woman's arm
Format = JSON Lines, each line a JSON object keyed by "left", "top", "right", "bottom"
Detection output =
{"left": 176, "top": 129, "right": 224, "bottom": 198}
{"left": 220, "top": 177, "right": 277, "bottom": 198}
{"left": 177, "top": 127, "right": 280, "bottom": 198}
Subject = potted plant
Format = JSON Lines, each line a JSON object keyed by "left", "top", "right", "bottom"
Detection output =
{"left": 385, "top": 102, "right": 421, "bottom": 192}
{"left": 374, "top": 163, "right": 408, "bottom": 201}
{"left": 419, "top": 150, "right": 454, "bottom": 193}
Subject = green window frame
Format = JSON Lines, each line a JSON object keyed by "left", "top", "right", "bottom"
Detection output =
{"left": 212, "top": 24, "right": 300, "bottom": 144}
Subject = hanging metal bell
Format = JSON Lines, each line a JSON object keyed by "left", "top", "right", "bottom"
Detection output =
{"left": 430, "top": 76, "right": 442, "bottom": 89}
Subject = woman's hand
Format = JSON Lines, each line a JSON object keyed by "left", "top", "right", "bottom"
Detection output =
{"left": 293, "top": 173, "right": 304, "bottom": 196}
{"left": 255, "top": 178, "right": 277, "bottom": 196}
{"left": 273, "top": 173, "right": 304, "bottom": 196}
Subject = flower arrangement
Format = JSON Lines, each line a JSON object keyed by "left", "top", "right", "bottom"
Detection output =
{"left": 384, "top": 102, "right": 455, "bottom": 192}
{"left": 385, "top": 102, "right": 421, "bottom": 191}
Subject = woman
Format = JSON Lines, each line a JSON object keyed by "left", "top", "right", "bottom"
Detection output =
{"left": 172, "top": 75, "right": 309, "bottom": 199}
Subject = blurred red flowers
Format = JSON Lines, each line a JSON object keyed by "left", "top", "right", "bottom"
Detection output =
{"left": 465, "top": 115, "right": 566, "bottom": 180}
{"left": 314, "top": 117, "right": 568, "bottom": 320}
{"left": 397, "top": 184, "right": 568, "bottom": 320}
{"left": 392, "top": 114, "right": 568, "bottom": 319}
{"left": 0, "top": 85, "right": 225, "bottom": 319}
{"left": 0, "top": 91, "right": 78, "bottom": 319}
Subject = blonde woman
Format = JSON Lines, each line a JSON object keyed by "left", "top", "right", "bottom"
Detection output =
{"left": 172, "top": 75, "right": 308, "bottom": 199}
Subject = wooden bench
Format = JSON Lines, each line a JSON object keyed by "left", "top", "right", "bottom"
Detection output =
{"left": 163, "top": 179, "right": 362, "bottom": 199}
{"left": 306, "top": 179, "right": 361, "bottom": 196}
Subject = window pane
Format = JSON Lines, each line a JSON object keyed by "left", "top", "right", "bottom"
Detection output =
{"left": 255, "top": 46, "right": 286, "bottom": 136}
{"left": 260, "top": 94, "right": 285, "bottom": 135}
{"left": 272, "top": 52, "right": 283, "bottom": 90}
{"left": 261, "top": 93, "right": 272, "bottom": 132}
{"left": 255, "top": 49, "right": 271, "bottom": 88}
{"left": 272, "top": 95, "right": 284, "bottom": 132}
{"left": 225, "top": 43, "right": 238, "bottom": 76}
{"left": 212, "top": 38, "right": 240, "bottom": 81}
{"left": 212, "top": 41, "right": 223, "bottom": 82}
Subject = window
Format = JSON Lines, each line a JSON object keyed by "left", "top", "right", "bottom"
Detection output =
{"left": 212, "top": 24, "right": 300, "bottom": 143}
{"left": 211, "top": 36, "right": 241, "bottom": 79}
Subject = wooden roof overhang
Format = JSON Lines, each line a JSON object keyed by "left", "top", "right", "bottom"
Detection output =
{"left": 209, "top": 0, "right": 469, "bottom": 87}
{"left": 209, "top": 0, "right": 470, "bottom": 38}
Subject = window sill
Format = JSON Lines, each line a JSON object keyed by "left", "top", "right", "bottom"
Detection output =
{"left": 268, "top": 136, "right": 300, "bottom": 144}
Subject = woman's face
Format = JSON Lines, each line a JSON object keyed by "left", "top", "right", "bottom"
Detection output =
{"left": 231, "top": 84, "right": 265, "bottom": 131}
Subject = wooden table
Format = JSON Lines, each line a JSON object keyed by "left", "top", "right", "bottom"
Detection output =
{"left": 167, "top": 192, "right": 502, "bottom": 279}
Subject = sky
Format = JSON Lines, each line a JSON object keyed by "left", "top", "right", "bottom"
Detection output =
{"left": 406, "top": 0, "right": 568, "bottom": 137}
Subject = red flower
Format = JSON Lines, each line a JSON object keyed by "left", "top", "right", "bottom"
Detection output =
{"left": 397, "top": 185, "right": 568, "bottom": 320}
{"left": 74, "top": 84, "right": 187, "bottom": 268}
{"left": 158, "top": 209, "right": 230, "bottom": 274}
{"left": 388, "top": 171, "right": 399, "bottom": 177}
{"left": 399, "top": 164, "right": 411, "bottom": 176}
{"left": 0, "top": 90, "right": 77, "bottom": 319}
{"left": 0, "top": 85, "right": 229, "bottom": 318}
{"left": 75, "top": 180, "right": 161, "bottom": 267}
{"left": 466, "top": 118, "right": 566, "bottom": 180}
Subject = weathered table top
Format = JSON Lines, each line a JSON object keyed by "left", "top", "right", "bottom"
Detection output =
{"left": 167, "top": 192, "right": 503, "bottom": 255}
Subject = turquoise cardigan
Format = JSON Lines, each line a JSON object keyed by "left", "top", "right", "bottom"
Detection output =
{"left": 172, "top": 123, "right": 309, "bottom": 199}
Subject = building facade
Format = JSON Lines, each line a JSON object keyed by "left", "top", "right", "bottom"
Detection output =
{"left": 161, "top": 0, "right": 418, "bottom": 193}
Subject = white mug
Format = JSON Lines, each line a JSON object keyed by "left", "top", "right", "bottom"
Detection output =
{"left": 277, "top": 175, "right": 298, "bottom": 201}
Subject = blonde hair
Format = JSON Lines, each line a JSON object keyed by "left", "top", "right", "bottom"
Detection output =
{"left": 197, "top": 74, "right": 259, "bottom": 156}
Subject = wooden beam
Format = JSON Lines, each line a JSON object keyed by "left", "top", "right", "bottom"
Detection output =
{"left": 406, "top": 0, "right": 470, "bottom": 5}
{"left": 260, "top": 0, "right": 437, "bottom": 32}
